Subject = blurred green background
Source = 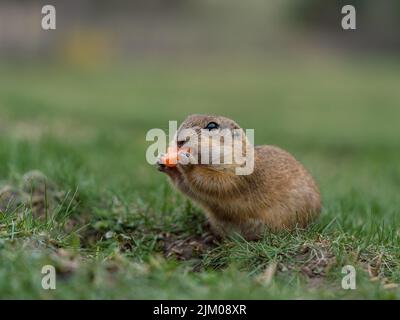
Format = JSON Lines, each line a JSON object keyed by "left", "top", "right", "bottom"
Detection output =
{"left": 1, "top": 0, "right": 399, "bottom": 190}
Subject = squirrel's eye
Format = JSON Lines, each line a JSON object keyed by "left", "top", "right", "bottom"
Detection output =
{"left": 205, "top": 122, "right": 219, "bottom": 131}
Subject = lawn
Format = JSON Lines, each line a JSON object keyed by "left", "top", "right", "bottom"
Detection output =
{"left": 0, "top": 58, "right": 399, "bottom": 299}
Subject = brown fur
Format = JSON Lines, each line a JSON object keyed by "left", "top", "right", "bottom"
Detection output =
{"left": 158, "top": 114, "right": 321, "bottom": 240}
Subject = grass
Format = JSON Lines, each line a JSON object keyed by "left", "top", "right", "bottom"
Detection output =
{"left": 0, "top": 57, "right": 399, "bottom": 299}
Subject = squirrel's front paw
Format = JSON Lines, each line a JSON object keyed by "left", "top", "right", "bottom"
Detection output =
{"left": 156, "top": 154, "right": 168, "bottom": 172}
{"left": 156, "top": 156, "right": 182, "bottom": 184}
{"left": 157, "top": 162, "right": 167, "bottom": 172}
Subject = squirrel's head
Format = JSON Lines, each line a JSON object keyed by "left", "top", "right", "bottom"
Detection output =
{"left": 172, "top": 114, "right": 253, "bottom": 173}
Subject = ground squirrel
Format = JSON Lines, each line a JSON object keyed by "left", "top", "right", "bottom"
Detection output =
{"left": 157, "top": 114, "right": 321, "bottom": 240}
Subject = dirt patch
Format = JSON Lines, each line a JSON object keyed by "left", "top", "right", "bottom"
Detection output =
{"left": 50, "top": 248, "right": 81, "bottom": 279}
{"left": 159, "top": 230, "right": 218, "bottom": 261}
{"left": 358, "top": 249, "right": 399, "bottom": 289}
{"left": 297, "top": 237, "right": 337, "bottom": 279}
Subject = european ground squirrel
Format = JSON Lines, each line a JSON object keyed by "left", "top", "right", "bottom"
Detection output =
{"left": 157, "top": 114, "right": 321, "bottom": 240}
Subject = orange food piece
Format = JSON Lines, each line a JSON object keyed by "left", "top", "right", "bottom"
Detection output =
{"left": 160, "top": 146, "right": 190, "bottom": 167}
